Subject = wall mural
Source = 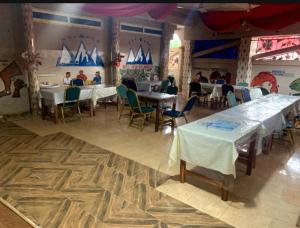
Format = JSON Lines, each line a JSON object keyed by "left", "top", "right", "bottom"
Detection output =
{"left": 290, "top": 78, "right": 300, "bottom": 92}
{"left": 0, "top": 60, "right": 25, "bottom": 98}
{"left": 120, "top": 37, "right": 159, "bottom": 81}
{"left": 56, "top": 39, "right": 104, "bottom": 67}
{"left": 250, "top": 72, "right": 279, "bottom": 93}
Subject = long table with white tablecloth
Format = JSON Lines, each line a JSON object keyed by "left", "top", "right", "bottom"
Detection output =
{"left": 169, "top": 93, "right": 300, "bottom": 177}
{"left": 40, "top": 84, "right": 117, "bottom": 123}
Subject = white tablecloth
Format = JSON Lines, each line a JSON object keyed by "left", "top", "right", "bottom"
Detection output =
{"left": 169, "top": 114, "right": 260, "bottom": 177}
{"left": 169, "top": 93, "right": 300, "bottom": 177}
{"left": 40, "top": 85, "right": 117, "bottom": 106}
{"left": 200, "top": 83, "right": 247, "bottom": 100}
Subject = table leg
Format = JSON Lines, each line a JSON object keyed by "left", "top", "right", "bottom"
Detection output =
{"left": 41, "top": 98, "right": 46, "bottom": 120}
{"left": 54, "top": 105, "right": 58, "bottom": 124}
{"left": 172, "top": 100, "right": 176, "bottom": 110}
{"left": 155, "top": 101, "right": 160, "bottom": 132}
{"left": 180, "top": 160, "right": 186, "bottom": 183}
{"left": 90, "top": 99, "right": 95, "bottom": 116}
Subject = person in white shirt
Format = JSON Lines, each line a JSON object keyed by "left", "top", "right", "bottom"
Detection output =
{"left": 63, "top": 72, "right": 72, "bottom": 85}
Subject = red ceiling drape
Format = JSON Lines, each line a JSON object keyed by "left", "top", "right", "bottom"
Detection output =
{"left": 82, "top": 3, "right": 176, "bottom": 20}
{"left": 200, "top": 4, "right": 300, "bottom": 32}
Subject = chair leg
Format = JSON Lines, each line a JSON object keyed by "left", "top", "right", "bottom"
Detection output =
{"left": 129, "top": 113, "right": 134, "bottom": 126}
{"left": 287, "top": 128, "right": 294, "bottom": 145}
{"left": 60, "top": 106, "right": 65, "bottom": 124}
{"left": 184, "top": 114, "right": 188, "bottom": 123}
{"left": 140, "top": 115, "right": 146, "bottom": 131}
{"left": 77, "top": 105, "right": 82, "bottom": 120}
{"left": 119, "top": 103, "right": 124, "bottom": 120}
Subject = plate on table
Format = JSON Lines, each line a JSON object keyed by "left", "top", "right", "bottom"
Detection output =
{"left": 40, "top": 83, "right": 60, "bottom": 89}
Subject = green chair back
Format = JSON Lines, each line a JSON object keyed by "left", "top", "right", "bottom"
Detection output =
{"left": 160, "top": 79, "right": 170, "bottom": 92}
{"left": 259, "top": 87, "right": 270, "bottom": 96}
{"left": 117, "top": 84, "right": 128, "bottom": 99}
{"left": 237, "top": 82, "right": 248, "bottom": 87}
{"left": 126, "top": 89, "right": 141, "bottom": 113}
{"left": 64, "top": 86, "right": 81, "bottom": 103}
{"left": 227, "top": 91, "right": 238, "bottom": 107}
{"left": 166, "top": 86, "right": 178, "bottom": 95}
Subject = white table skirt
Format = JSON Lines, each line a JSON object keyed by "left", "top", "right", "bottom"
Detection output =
{"left": 200, "top": 83, "right": 247, "bottom": 100}
{"left": 169, "top": 114, "right": 260, "bottom": 177}
{"left": 40, "top": 85, "right": 117, "bottom": 107}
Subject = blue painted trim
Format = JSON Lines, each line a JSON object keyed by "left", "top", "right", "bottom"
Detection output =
{"left": 32, "top": 12, "right": 68, "bottom": 23}
{"left": 69, "top": 17, "right": 101, "bottom": 27}
{"left": 143, "top": 28, "right": 162, "bottom": 36}
{"left": 121, "top": 24, "right": 143, "bottom": 33}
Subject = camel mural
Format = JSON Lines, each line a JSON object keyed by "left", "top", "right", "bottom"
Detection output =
{"left": 0, "top": 53, "right": 42, "bottom": 98}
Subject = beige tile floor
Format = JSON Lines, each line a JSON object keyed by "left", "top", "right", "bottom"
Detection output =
{"left": 10, "top": 100, "right": 300, "bottom": 228}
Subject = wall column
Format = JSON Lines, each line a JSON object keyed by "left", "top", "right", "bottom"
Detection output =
{"left": 22, "top": 3, "right": 40, "bottom": 117}
{"left": 181, "top": 40, "right": 194, "bottom": 98}
{"left": 236, "top": 37, "right": 256, "bottom": 84}
{"left": 111, "top": 18, "right": 121, "bottom": 86}
{"left": 159, "top": 23, "right": 176, "bottom": 80}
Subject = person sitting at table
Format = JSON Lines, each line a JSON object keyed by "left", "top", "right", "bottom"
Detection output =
{"left": 93, "top": 71, "right": 102, "bottom": 85}
{"left": 196, "top": 71, "right": 208, "bottom": 83}
{"left": 63, "top": 72, "right": 72, "bottom": 85}
{"left": 77, "top": 70, "right": 88, "bottom": 81}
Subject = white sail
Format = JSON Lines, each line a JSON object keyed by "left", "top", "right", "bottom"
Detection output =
{"left": 59, "top": 46, "right": 72, "bottom": 64}
{"left": 127, "top": 48, "right": 135, "bottom": 63}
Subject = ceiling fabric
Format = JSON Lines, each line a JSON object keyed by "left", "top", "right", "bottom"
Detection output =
{"left": 82, "top": 3, "right": 176, "bottom": 19}
{"left": 200, "top": 4, "right": 300, "bottom": 32}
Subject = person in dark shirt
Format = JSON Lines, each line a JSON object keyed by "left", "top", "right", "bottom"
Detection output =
{"left": 196, "top": 72, "right": 209, "bottom": 83}
{"left": 93, "top": 71, "right": 102, "bottom": 85}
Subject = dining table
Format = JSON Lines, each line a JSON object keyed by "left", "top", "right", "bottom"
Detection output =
{"left": 200, "top": 82, "right": 247, "bottom": 101}
{"left": 168, "top": 93, "right": 300, "bottom": 200}
{"left": 40, "top": 84, "right": 117, "bottom": 124}
{"left": 136, "top": 80, "right": 162, "bottom": 92}
{"left": 137, "top": 91, "right": 177, "bottom": 132}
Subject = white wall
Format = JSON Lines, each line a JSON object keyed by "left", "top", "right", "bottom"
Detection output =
{"left": 252, "top": 60, "right": 300, "bottom": 94}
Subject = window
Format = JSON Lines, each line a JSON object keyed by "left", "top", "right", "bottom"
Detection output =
{"left": 32, "top": 9, "right": 102, "bottom": 29}
{"left": 120, "top": 23, "right": 162, "bottom": 36}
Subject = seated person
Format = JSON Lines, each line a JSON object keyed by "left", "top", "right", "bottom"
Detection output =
{"left": 77, "top": 70, "right": 88, "bottom": 81}
{"left": 63, "top": 72, "right": 72, "bottom": 85}
{"left": 93, "top": 71, "right": 102, "bottom": 84}
{"left": 196, "top": 71, "right": 208, "bottom": 83}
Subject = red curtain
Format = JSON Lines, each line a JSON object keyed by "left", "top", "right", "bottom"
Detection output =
{"left": 82, "top": 3, "right": 176, "bottom": 19}
{"left": 200, "top": 4, "right": 300, "bottom": 32}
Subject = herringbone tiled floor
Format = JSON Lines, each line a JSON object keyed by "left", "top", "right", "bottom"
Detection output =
{"left": 0, "top": 120, "right": 231, "bottom": 227}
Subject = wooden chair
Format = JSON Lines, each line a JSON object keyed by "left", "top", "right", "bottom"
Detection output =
{"left": 126, "top": 89, "right": 155, "bottom": 131}
{"left": 116, "top": 84, "right": 128, "bottom": 119}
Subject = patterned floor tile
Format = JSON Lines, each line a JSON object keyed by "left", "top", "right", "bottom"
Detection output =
{"left": 0, "top": 121, "right": 231, "bottom": 227}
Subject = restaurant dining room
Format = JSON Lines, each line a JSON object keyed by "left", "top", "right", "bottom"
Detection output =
{"left": 1, "top": 2, "right": 300, "bottom": 228}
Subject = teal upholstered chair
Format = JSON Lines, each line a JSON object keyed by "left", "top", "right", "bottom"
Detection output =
{"left": 259, "top": 87, "right": 270, "bottom": 96}
{"left": 241, "top": 88, "right": 251, "bottom": 103}
{"left": 59, "top": 86, "right": 81, "bottom": 123}
{"left": 237, "top": 82, "right": 249, "bottom": 87}
{"left": 160, "top": 95, "right": 198, "bottom": 129}
{"left": 71, "top": 79, "right": 84, "bottom": 86}
{"left": 117, "top": 84, "right": 129, "bottom": 119}
{"left": 160, "top": 86, "right": 178, "bottom": 111}
{"left": 167, "top": 75, "right": 175, "bottom": 86}
{"left": 160, "top": 79, "right": 170, "bottom": 93}
{"left": 126, "top": 89, "right": 155, "bottom": 131}
{"left": 227, "top": 91, "right": 238, "bottom": 108}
